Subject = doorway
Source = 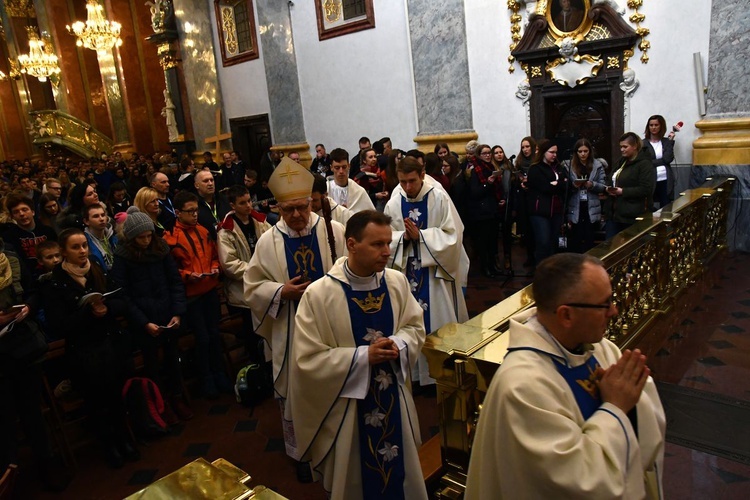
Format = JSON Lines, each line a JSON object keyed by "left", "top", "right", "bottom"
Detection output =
{"left": 229, "top": 114, "right": 272, "bottom": 172}
{"left": 545, "top": 94, "right": 612, "bottom": 167}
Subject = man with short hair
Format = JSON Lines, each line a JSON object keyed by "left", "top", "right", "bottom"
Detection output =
{"left": 44, "top": 178, "right": 63, "bottom": 203}
{"left": 384, "top": 156, "right": 469, "bottom": 386}
{"left": 83, "top": 204, "right": 117, "bottom": 272}
{"left": 217, "top": 185, "right": 271, "bottom": 361}
{"left": 310, "top": 143, "right": 331, "bottom": 177}
{"left": 150, "top": 171, "right": 177, "bottom": 232}
{"left": 0, "top": 195, "right": 56, "bottom": 276}
{"left": 202, "top": 151, "right": 219, "bottom": 172}
{"left": 348, "top": 136, "right": 370, "bottom": 179}
{"left": 311, "top": 174, "right": 352, "bottom": 226}
{"left": 164, "top": 191, "right": 228, "bottom": 399}
{"left": 288, "top": 152, "right": 301, "bottom": 164}
{"left": 244, "top": 158, "right": 346, "bottom": 476}
{"left": 291, "top": 210, "right": 428, "bottom": 499}
{"left": 18, "top": 174, "right": 41, "bottom": 208}
{"left": 220, "top": 151, "right": 244, "bottom": 188}
{"left": 194, "top": 169, "right": 230, "bottom": 240}
{"left": 326, "top": 148, "right": 376, "bottom": 214}
{"left": 465, "top": 253, "right": 665, "bottom": 499}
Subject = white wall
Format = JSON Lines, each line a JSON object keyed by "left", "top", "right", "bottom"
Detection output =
{"left": 629, "top": 0, "right": 711, "bottom": 165}
{"left": 289, "top": 0, "right": 418, "bottom": 154}
{"left": 209, "top": 0, "right": 271, "bottom": 121}
{"left": 465, "top": 0, "right": 529, "bottom": 152}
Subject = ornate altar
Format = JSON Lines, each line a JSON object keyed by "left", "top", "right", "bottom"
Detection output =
{"left": 424, "top": 177, "right": 735, "bottom": 498}
{"left": 124, "top": 458, "right": 287, "bottom": 499}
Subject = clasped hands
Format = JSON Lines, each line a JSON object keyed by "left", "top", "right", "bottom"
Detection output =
{"left": 368, "top": 337, "right": 399, "bottom": 365}
{"left": 403, "top": 218, "right": 420, "bottom": 241}
{"left": 596, "top": 349, "right": 650, "bottom": 413}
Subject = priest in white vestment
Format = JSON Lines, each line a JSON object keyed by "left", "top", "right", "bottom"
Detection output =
{"left": 312, "top": 173, "right": 353, "bottom": 227}
{"left": 292, "top": 211, "right": 428, "bottom": 500}
{"left": 243, "top": 158, "right": 346, "bottom": 467}
{"left": 327, "top": 148, "right": 376, "bottom": 214}
{"left": 465, "top": 254, "right": 665, "bottom": 499}
{"left": 384, "top": 157, "right": 469, "bottom": 385}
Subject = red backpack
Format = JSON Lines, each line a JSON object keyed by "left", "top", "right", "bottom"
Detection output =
{"left": 122, "top": 377, "right": 168, "bottom": 437}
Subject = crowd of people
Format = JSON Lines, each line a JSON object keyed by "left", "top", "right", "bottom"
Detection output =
{"left": 0, "top": 114, "right": 675, "bottom": 496}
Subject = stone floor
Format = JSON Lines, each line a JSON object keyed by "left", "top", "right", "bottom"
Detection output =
{"left": 12, "top": 249, "right": 750, "bottom": 499}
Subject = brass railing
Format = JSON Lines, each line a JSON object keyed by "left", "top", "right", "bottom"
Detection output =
{"left": 28, "top": 110, "right": 113, "bottom": 158}
{"left": 423, "top": 176, "right": 736, "bottom": 498}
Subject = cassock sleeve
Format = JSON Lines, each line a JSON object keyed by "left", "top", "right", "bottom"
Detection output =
{"left": 243, "top": 230, "right": 285, "bottom": 341}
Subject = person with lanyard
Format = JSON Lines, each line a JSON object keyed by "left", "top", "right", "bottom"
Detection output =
{"left": 243, "top": 158, "right": 347, "bottom": 482}
{"left": 194, "top": 169, "right": 230, "bottom": 240}
{"left": 83, "top": 204, "right": 117, "bottom": 273}
{"left": 291, "top": 210, "right": 428, "bottom": 499}
{"left": 383, "top": 156, "right": 469, "bottom": 389}
{"left": 605, "top": 132, "right": 655, "bottom": 239}
{"left": 216, "top": 184, "right": 271, "bottom": 362}
{"left": 465, "top": 253, "right": 665, "bottom": 499}
{"left": 151, "top": 172, "right": 176, "bottom": 232}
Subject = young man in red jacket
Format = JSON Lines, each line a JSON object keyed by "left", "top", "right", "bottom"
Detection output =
{"left": 164, "top": 191, "right": 230, "bottom": 399}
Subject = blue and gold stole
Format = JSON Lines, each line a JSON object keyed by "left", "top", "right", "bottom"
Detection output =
{"left": 342, "top": 276, "right": 406, "bottom": 500}
{"left": 400, "top": 193, "right": 430, "bottom": 333}
{"left": 281, "top": 226, "right": 324, "bottom": 283}
{"left": 507, "top": 348, "right": 602, "bottom": 420}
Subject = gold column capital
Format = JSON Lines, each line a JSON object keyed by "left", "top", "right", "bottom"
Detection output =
{"left": 413, "top": 131, "right": 479, "bottom": 156}
{"left": 693, "top": 117, "right": 750, "bottom": 165}
{"left": 270, "top": 142, "right": 312, "bottom": 168}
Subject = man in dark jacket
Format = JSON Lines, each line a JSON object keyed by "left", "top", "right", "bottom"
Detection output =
{"left": 1, "top": 194, "right": 56, "bottom": 278}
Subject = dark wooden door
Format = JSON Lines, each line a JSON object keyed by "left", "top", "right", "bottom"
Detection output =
{"left": 545, "top": 93, "right": 612, "bottom": 167}
{"left": 229, "top": 114, "right": 272, "bottom": 173}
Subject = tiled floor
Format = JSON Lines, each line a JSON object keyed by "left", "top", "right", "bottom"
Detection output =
{"left": 12, "top": 249, "right": 750, "bottom": 499}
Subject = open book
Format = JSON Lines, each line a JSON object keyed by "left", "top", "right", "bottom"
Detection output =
{"left": 77, "top": 288, "right": 122, "bottom": 307}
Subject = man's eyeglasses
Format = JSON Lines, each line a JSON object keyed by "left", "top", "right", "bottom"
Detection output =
{"left": 278, "top": 200, "right": 310, "bottom": 215}
{"left": 179, "top": 208, "right": 199, "bottom": 215}
{"left": 562, "top": 301, "right": 613, "bottom": 310}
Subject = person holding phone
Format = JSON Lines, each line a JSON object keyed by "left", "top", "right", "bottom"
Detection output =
{"left": 526, "top": 139, "right": 570, "bottom": 266}
{"left": 563, "top": 139, "right": 607, "bottom": 253}
{"left": 605, "top": 132, "right": 656, "bottom": 239}
{"left": 466, "top": 144, "right": 506, "bottom": 278}
{"left": 111, "top": 208, "right": 192, "bottom": 423}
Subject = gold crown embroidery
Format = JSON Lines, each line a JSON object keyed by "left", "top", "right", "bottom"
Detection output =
{"left": 352, "top": 292, "right": 386, "bottom": 314}
{"left": 575, "top": 362, "right": 601, "bottom": 399}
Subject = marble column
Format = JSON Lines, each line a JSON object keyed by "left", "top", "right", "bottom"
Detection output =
{"left": 172, "top": 0, "right": 225, "bottom": 155}
{"left": 254, "top": 0, "right": 308, "bottom": 158}
{"left": 407, "top": 0, "right": 476, "bottom": 154}
{"left": 691, "top": 0, "right": 750, "bottom": 251}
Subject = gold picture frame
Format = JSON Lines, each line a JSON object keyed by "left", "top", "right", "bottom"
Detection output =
{"left": 541, "top": 0, "right": 593, "bottom": 41}
{"left": 315, "top": 0, "right": 375, "bottom": 41}
{"left": 214, "top": 0, "right": 259, "bottom": 67}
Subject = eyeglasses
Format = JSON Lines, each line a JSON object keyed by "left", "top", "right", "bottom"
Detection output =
{"left": 562, "top": 300, "right": 614, "bottom": 310}
{"left": 179, "top": 208, "right": 199, "bottom": 215}
{"left": 278, "top": 200, "right": 310, "bottom": 215}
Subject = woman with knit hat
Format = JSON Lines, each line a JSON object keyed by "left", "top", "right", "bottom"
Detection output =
{"left": 111, "top": 207, "right": 192, "bottom": 423}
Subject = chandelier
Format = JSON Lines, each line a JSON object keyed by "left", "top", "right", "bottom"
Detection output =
{"left": 18, "top": 28, "right": 61, "bottom": 83}
{"left": 66, "top": 0, "right": 123, "bottom": 54}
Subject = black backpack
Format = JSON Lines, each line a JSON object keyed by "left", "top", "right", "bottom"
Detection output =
{"left": 235, "top": 362, "right": 273, "bottom": 407}
{"left": 122, "top": 377, "right": 168, "bottom": 437}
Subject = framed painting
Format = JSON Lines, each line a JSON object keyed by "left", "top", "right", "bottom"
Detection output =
{"left": 315, "top": 0, "right": 375, "bottom": 41}
{"left": 544, "top": 0, "right": 592, "bottom": 39}
{"left": 214, "top": 0, "right": 259, "bottom": 66}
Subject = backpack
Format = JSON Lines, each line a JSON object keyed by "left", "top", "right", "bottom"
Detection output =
{"left": 235, "top": 362, "right": 273, "bottom": 407}
{"left": 122, "top": 377, "right": 168, "bottom": 437}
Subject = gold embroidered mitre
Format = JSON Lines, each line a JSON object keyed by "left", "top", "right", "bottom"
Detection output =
{"left": 268, "top": 158, "right": 314, "bottom": 202}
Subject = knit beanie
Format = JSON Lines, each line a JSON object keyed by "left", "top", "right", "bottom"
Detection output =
{"left": 122, "top": 207, "right": 155, "bottom": 241}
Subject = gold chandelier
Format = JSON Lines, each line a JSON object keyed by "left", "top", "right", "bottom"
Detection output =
{"left": 18, "top": 28, "right": 61, "bottom": 83}
{"left": 66, "top": 0, "right": 123, "bottom": 54}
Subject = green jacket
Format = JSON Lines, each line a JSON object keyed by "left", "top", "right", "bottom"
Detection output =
{"left": 606, "top": 149, "right": 655, "bottom": 224}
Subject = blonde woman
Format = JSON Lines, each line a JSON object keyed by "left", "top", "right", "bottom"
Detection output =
{"left": 133, "top": 187, "right": 164, "bottom": 237}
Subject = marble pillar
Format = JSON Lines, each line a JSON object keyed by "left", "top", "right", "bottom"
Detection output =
{"left": 172, "top": 0, "right": 225, "bottom": 153}
{"left": 255, "top": 0, "right": 306, "bottom": 147}
{"left": 407, "top": 0, "right": 476, "bottom": 154}
{"left": 691, "top": 0, "right": 750, "bottom": 251}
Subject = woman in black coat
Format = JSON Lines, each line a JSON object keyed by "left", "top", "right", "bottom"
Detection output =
{"left": 39, "top": 228, "right": 137, "bottom": 468}
{"left": 466, "top": 144, "right": 506, "bottom": 278}
{"left": 526, "top": 139, "right": 570, "bottom": 265}
{"left": 111, "top": 209, "right": 192, "bottom": 422}
{"left": 643, "top": 114, "right": 676, "bottom": 208}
